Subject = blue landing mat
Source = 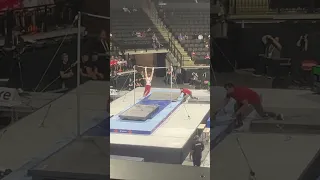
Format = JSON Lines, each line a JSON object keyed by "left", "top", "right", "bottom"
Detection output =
{"left": 110, "top": 91, "right": 182, "bottom": 135}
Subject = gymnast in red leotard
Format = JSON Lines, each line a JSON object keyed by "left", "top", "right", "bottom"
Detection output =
{"left": 143, "top": 67, "right": 154, "bottom": 97}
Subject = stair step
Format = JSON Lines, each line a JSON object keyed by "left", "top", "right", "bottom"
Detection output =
{"left": 183, "top": 61, "right": 195, "bottom": 66}
{"left": 145, "top": 8, "right": 192, "bottom": 63}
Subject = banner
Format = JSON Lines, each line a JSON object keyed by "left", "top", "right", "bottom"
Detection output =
{"left": 0, "top": 0, "right": 21, "bottom": 11}
{"left": 0, "top": 87, "right": 21, "bottom": 107}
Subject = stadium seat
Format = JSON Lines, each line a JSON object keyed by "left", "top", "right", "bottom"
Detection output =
{"left": 111, "top": 9, "right": 167, "bottom": 50}
{"left": 158, "top": 6, "right": 209, "bottom": 58}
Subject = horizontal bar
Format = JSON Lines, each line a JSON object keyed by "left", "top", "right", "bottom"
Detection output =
{"left": 182, "top": 66, "right": 210, "bottom": 68}
{"left": 81, "top": 12, "right": 110, "bottom": 20}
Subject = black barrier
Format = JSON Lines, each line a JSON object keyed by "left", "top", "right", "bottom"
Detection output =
{"left": 5, "top": 41, "right": 77, "bottom": 91}
{"left": 1, "top": 37, "right": 110, "bottom": 91}
{"left": 269, "top": 0, "right": 315, "bottom": 9}
{"left": 194, "top": 59, "right": 210, "bottom": 65}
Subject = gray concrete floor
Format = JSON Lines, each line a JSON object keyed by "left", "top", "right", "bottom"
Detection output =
{"left": 31, "top": 137, "right": 109, "bottom": 175}
{"left": 210, "top": 73, "right": 320, "bottom": 180}
{"left": 5, "top": 72, "right": 320, "bottom": 180}
{"left": 0, "top": 81, "right": 109, "bottom": 179}
{"left": 211, "top": 133, "right": 320, "bottom": 180}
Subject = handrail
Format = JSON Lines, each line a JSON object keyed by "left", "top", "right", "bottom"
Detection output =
{"left": 0, "top": 4, "right": 56, "bottom": 14}
{"left": 149, "top": 1, "right": 185, "bottom": 66}
{"left": 227, "top": 0, "right": 320, "bottom": 15}
{"left": 168, "top": 35, "right": 183, "bottom": 66}
{"left": 0, "top": 4, "right": 75, "bottom": 36}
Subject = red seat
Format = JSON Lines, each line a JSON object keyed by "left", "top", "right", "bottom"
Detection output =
{"left": 301, "top": 60, "right": 318, "bottom": 71}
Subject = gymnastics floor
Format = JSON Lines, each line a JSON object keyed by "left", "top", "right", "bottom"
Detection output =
{"left": 110, "top": 89, "right": 182, "bottom": 134}
{"left": 110, "top": 87, "right": 210, "bottom": 164}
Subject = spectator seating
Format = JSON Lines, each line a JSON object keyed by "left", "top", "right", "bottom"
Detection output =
{"left": 228, "top": 0, "right": 269, "bottom": 14}
{"left": 180, "top": 39, "right": 209, "bottom": 61}
{"left": 111, "top": 9, "right": 167, "bottom": 50}
{"left": 154, "top": 0, "right": 209, "bottom": 3}
{"left": 161, "top": 8, "right": 210, "bottom": 63}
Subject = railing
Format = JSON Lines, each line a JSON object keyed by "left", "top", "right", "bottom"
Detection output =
{"left": 168, "top": 36, "right": 184, "bottom": 66}
{"left": 148, "top": 1, "right": 187, "bottom": 66}
{"left": 228, "top": 0, "right": 320, "bottom": 15}
{"left": 228, "top": 0, "right": 269, "bottom": 14}
{"left": 0, "top": 3, "right": 76, "bottom": 37}
{"left": 110, "top": 39, "right": 124, "bottom": 56}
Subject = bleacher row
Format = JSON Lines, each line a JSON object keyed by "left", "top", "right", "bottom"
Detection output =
{"left": 228, "top": 0, "right": 269, "bottom": 14}
{"left": 110, "top": 9, "right": 166, "bottom": 50}
{"left": 110, "top": 1, "right": 209, "bottom": 64}
{"left": 160, "top": 7, "right": 210, "bottom": 61}
{"left": 181, "top": 40, "right": 209, "bottom": 57}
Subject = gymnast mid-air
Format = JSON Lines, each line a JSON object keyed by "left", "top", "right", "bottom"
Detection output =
{"left": 143, "top": 67, "right": 154, "bottom": 97}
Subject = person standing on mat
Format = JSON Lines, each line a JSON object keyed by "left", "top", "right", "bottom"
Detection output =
{"left": 180, "top": 88, "right": 198, "bottom": 102}
{"left": 143, "top": 67, "right": 154, "bottom": 97}
{"left": 219, "top": 83, "right": 284, "bottom": 129}
{"left": 189, "top": 135, "right": 204, "bottom": 167}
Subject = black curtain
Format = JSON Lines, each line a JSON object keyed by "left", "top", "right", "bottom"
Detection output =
{"left": 80, "top": 0, "right": 110, "bottom": 38}
{"left": 228, "top": 22, "right": 320, "bottom": 70}
{"left": 156, "top": 53, "right": 166, "bottom": 77}
{"left": 270, "top": 0, "right": 314, "bottom": 9}
{"left": 211, "top": 22, "right": 239, "bottom": 72}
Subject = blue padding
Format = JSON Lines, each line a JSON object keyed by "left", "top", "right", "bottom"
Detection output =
{"left": 110, "top": 90, "right": 182, "bottom": 135}
{"left": 206, "top": 118, "right": 210, "bottom": 128}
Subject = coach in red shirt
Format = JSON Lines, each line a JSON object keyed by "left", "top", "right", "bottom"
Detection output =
{"left": 220, "top": 83, "right": 283, "bottom": 127}
{"left": 180, "top": 88, "right": 198, "bottom": 102}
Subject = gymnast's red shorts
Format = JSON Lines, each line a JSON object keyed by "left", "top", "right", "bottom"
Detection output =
{"left": 144, "top": 85, "right": 151, "bottom": 96}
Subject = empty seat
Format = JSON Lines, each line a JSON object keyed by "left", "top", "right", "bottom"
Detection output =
{"left": 111, "top": 9, "right": 167, "bottom": 50}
